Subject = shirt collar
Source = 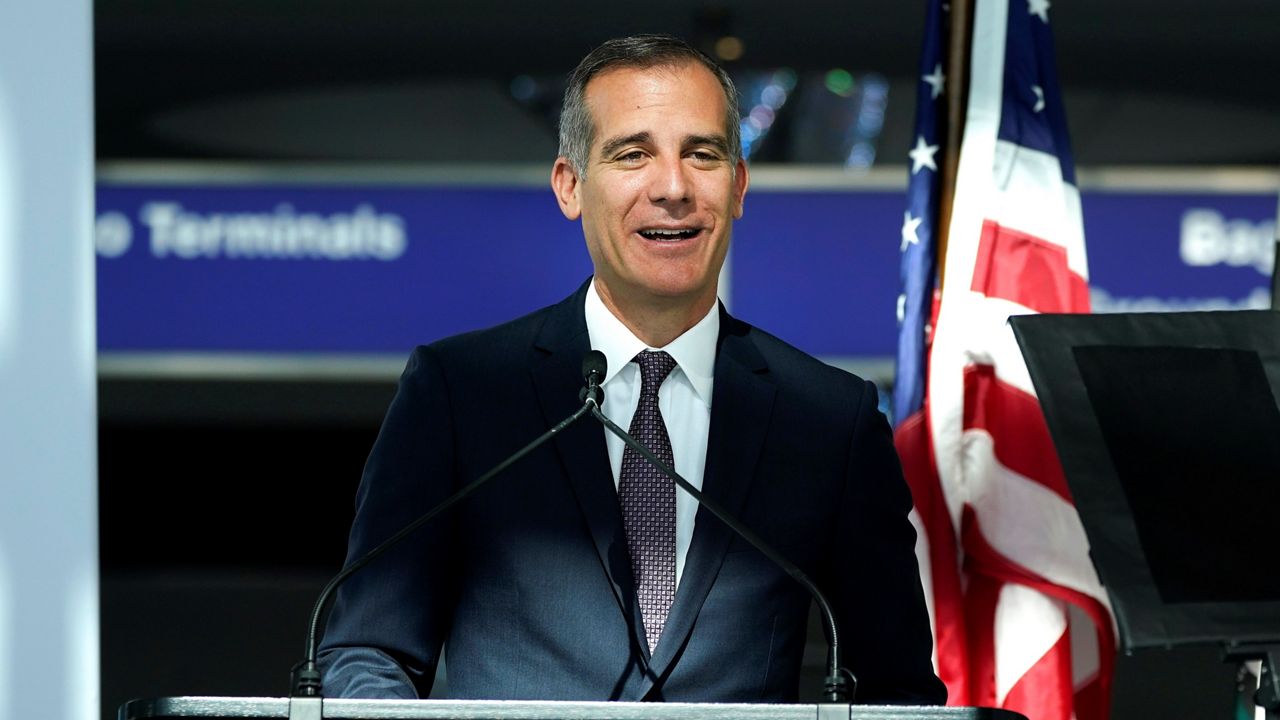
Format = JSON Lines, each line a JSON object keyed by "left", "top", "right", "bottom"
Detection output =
{"left": 584, "top": 279, "right": 718, "bottom": 408}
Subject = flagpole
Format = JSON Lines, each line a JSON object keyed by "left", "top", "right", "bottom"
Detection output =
{"left": 935, "top": 0, "right": 975, "bottom": 288}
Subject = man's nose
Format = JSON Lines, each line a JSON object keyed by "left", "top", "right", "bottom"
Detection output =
{"left": 647, "top": 156, "right": 692, "bottom": 205}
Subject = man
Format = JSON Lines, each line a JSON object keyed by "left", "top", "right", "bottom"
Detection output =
{"left": 319, "top": 34, "right": 944, "bottom": 705}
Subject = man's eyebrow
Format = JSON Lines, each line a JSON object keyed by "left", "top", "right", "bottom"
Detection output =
{"left": 685, "top": 134, "right": 731, "bottom": 154}
{"left": 599, "top": 132, "right": 652, "bottom": 158}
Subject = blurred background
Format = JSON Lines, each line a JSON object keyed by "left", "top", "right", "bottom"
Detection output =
{"left": 93, "top": 2, "right": 1279, "bottom": 719}
{"left": 95, "top": 0, "right": 1280, "bottom": 165}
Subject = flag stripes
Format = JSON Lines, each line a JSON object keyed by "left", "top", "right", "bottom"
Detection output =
{"left": 1001, "top": 620, "right": 1073, "bottom": 716}
{"left": 971, "top": 222, "right": 1089, "bottom": 314}
{"left": 962, "top": 365, "right": 1072, "bottom": 502}
{"left": 900, "top": 415, "right": 969, "bottom": 704}
{"left": 989, "top": 143, "right": 1088, "bottom": 274}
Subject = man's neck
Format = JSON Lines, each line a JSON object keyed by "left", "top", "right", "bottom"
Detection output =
{"left": 593, "top": 281, "right": 716, "bottom": 348}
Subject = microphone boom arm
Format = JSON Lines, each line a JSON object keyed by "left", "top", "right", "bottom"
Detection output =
{"left": 291, "top": 398, "right": 597, "bottom": 697}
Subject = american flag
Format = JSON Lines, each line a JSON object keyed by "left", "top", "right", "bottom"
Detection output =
{"left": 893, "top": 0, "right": 1117, "bottom": 718}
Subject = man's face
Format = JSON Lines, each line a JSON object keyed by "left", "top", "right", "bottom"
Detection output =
{"left": 553, "top": 62, "right": 749, "bottom": 315}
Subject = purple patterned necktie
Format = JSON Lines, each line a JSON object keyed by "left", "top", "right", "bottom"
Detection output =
{"left": 619, "top": 349, "right": 678, "bottom": 654}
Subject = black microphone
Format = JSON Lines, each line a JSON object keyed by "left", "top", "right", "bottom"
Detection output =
{"left": 586, "top": 358, "right": 856, "bottom": 703}
{"left": 290, "top": 362, "right": 603, "bottom": 698}
{"left": 580, "top": 350, "right": 607, "bottom": 407}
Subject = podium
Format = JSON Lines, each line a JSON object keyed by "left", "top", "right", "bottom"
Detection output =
{"left": 120, "top": 697, "right": 1027, "bottom": 720}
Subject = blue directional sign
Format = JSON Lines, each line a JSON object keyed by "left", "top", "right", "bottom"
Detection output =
{"left": 95, "top": 179, "right": 1276, "bottom": 359}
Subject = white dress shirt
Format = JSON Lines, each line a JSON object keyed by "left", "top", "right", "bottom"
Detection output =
{"left": 584, "top": 280, "right": 718, "bottom": 588}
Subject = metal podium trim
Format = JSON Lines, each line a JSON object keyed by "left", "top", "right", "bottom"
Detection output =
{"left": 121, "top": 697, "right": 1026, "bottom": 720}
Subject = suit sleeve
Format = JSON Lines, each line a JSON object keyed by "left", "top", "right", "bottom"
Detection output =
{"left": 829, "top": 379, "right": 947, "bottom": 705}
{"left": 318, "top": 346, "right": 460, "bottom": 698}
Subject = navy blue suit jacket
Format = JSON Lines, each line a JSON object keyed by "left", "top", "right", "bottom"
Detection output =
{"left": 318, "top": 282, "right": 945, "bottom": 704}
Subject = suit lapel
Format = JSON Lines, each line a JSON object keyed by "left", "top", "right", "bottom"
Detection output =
{"left": 528, "top": 283, "right": 651, "bottom": 661}
{"left": 643, "top": 311, "right": 776, "bottom": 688}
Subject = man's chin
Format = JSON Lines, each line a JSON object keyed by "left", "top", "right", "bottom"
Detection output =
{"left": 630, "top": 284, "right": 720, "bottom": 314}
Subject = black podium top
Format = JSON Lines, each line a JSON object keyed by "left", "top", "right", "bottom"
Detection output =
{"left": 121, "top": 697, "right": 1026, "bottom": 720}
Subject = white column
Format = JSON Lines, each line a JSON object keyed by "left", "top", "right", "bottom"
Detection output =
{"left": 0, "top": 1, "right": 99, "bottom": 719}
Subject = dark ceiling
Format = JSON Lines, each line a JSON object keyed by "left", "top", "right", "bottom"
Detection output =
{"left": 95, "top": 0, "right": 1280, "bottom": 166}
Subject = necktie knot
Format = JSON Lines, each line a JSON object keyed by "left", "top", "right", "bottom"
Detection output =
{"left": 634, "top": 350, "right": 677, "bottom": 398}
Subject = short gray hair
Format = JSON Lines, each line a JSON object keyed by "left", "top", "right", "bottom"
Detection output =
{"left": 557, "top": 34, "right": 742, "bottom": 179}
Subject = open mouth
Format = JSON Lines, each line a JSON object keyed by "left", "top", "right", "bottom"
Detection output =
{"left": 638, "top": 227, "right": 701, "bottom": 242}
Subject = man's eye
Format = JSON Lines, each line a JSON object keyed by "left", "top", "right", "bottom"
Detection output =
{"left": 690, "top": 151, "right": 722, "bottom": 162}
{"left": 617, "top": 151, "right": 646, "bottom": 162}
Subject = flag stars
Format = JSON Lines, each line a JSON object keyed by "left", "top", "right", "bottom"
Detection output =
{"left": 909, "top": 135, "right": 940, "bottom": 174}
{"left": 1031, "top": 85, "right": 1045, "bottom": 112}
{"left": 922, "top": 63, "right": 945, "bottom": 100}
{"left": 1028, "top": 0, "right": 1050, "bottom": 23}
{"left": 901, "top": 212, "right": 923, "bottom": 252}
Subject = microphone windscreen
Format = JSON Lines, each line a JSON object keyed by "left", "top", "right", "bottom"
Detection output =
{"left": 582, "top": 350, "right": 607, "bottom": 384}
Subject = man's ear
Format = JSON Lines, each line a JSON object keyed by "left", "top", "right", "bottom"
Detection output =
{"left": 551, "top": 158, "right": 582, "bottom": 220}
{"left": 732, "top": 157, "right": 750, "bottom": 219}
